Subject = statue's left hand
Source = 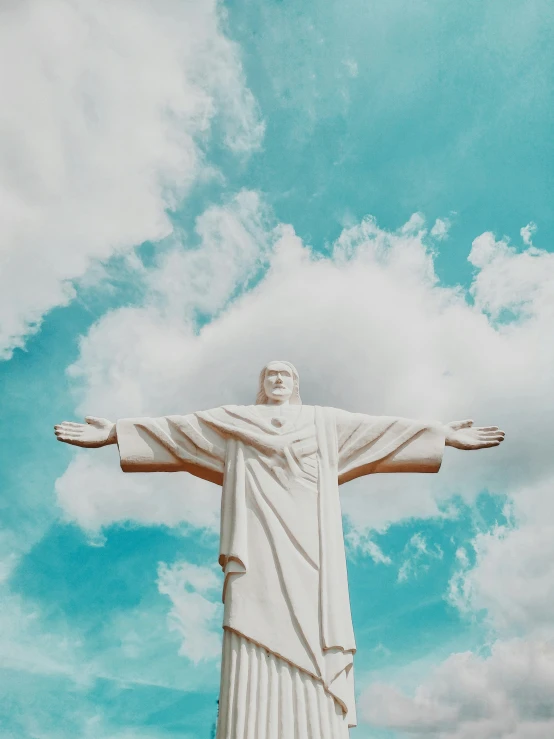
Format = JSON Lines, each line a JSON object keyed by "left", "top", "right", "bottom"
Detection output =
{"left": 444, "top": 419, "right": 505, "bottom": 450}
{"left": 54, "top": 417, "right": 116, "bottom": 448}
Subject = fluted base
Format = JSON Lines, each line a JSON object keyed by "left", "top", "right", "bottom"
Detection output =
{"left": 217, "top": 629, "right": 350, "bottom": 739}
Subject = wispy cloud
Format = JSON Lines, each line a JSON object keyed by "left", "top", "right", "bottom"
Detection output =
{"left": 397, "top": 533, "right": 443, "bottom": 584}
{"left": 57, "top": 206, "right": 554, "bottom": 540}
{"left": 361, "top": 638, "right": 554, "bottom": 739}
{"left": 346, "top": 529, "right": 392, "bottom": 565}
{"left": 521, "top": 222, "right": 538, "bottom": 247}
{"left": 0, "top": 0, "right": 262, "bottom": 359}
{"left": 157, "top": 561, "right": 222, "bottom": 663}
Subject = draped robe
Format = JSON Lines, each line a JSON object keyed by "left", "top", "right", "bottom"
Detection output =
{"left": 115, "top": 405, "right": 445, "bottom": 733}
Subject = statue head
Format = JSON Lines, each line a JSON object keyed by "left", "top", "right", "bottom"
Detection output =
{"left": 255, "top": 360, "right": 302, "bottom": 405}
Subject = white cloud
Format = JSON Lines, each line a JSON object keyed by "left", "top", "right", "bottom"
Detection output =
{"left": 51, "top": 195, "right": 554, "bottom": 737}
{"left": 469, "top": 231, "right": 554, "bottom": 320}
{"left": 51, "top": 204, "right": 554, "bottom": 739}
{"left": 65, "top": 189, "right": 277, "bottom": 419}
{"left": 0, "top": 588, "right": 88, "bottom": 683}
{"left": 0, "top": 0, "right": 262, "bottom": 358}
{"left": 520, "top": 222, "right": 537, "bottom": 247}
{"left": 397, "top": 533, "right": 443, "bottom": 583}
{"left": 56, "top": 210, "right": 554, "bottom": 540}
{"left": 88, "top": 599, "right": 220, "bottom": 693}
{"left": 430, "top": 218, "right": 451, "bottom": 241}
{"left": 56, "top": 191, "right": 277, "bottom": 533}
{"left": 56, "top": 448, "right": 221, "bottom": 534}
{"left": 145, "top": 189, "right": 274, "bottom": 318}
{"left": 449, "top": 489, "right": 554, "bottom": 638}
{"left": 354, "top": 224, "right": 554, "bottom": 738}
{"left": 361, "top": 638, "right": 554, "bottom": 739}
{"left": 400, "top": 212, "right": 427, "bottom": 236}
{"left": 0, "top": 567, "right": 220, "bottom": 737}
{"left": 346, "top": 529, "right": 392, "bottom": 565}
{"left": 157, "top": 560, "right": 222, "bottom": 663}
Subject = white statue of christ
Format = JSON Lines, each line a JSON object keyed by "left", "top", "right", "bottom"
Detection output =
{"left": 55, "top": 361, "right": 505, "bottom": 738}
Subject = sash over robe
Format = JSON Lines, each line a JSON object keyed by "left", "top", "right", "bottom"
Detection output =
{"left": 116, "top": 405, "right": 445, "bottom": 727}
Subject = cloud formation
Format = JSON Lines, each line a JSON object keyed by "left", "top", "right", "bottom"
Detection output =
{"left": 54, "top": 196, "right": 554, "bottom": 738}
{"left": 57, "top": 200, "right": 554, "bottom": 537}
{"left": 397, "top": 533, "right": 443, "bottom": 583}
{"left": 349, "top": 227, "right": 554, "bottom": 738}
{"left": 361, "top": 639, "right": 554, "bottom": 739}
{"left": 0, "top": 0, "right": 262, "bottom": 358}
{"left": 157, "top": 561, "right": 223, "bottom": 663}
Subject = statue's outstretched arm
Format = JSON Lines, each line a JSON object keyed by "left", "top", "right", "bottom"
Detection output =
{"left": 55, "top": 414, "right": 226, "bottom": 483}
{"left": 335, "top": 409, "right": 506, "bottom": 483}
{"left": 443, "top": 419, "right": 505, "bottom": 450}
{"left": 54, "top": 417, "right": 116, "bottom": 448}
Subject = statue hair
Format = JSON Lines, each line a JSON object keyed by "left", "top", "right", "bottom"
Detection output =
{"left": 255, "top": 361, "right": 302, "bottom": 405}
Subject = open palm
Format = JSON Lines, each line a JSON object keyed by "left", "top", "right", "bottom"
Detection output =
{"left": 445, "top": 419, "right": 505, "bottom": 450}
{"left": 54, "top": 417, "right": 115, "bottom": 448}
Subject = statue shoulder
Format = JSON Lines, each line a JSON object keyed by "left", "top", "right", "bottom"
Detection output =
{"left": 197, "top": 404, "right": 257, "bottom": 422}
{"left": 318, "top": 406, "right": 367, "bottom": 427}
{"left": 315, "top": 405, "right": 348, "bottom": 416}
{"left": 195, "top": 405, "right": 237, "bottom": 418}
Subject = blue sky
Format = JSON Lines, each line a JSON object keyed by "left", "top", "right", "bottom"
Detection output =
{"left": 1, "top": 1, "right": 554, "bottom": 738}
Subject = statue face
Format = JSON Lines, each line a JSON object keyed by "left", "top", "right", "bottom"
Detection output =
{"left": 263, "top": 361, "right": 294, "bottom": 403}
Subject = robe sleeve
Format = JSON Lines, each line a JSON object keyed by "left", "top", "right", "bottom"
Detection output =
{"left": 335, "top": 408, "right": 445, "bottom": 485}
{"left": 116, "top": 412, "right": 227, "bottom": 486}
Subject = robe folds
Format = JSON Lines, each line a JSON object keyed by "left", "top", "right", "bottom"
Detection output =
{"left": 116, "top": 405, "right": 445, "bottom": 729}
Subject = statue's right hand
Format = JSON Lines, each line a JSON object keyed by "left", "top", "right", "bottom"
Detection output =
{"left": 54, "top": 417, "right": 116, "bottom": 448}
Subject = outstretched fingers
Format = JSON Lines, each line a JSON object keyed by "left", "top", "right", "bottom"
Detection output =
{"left": 55, "top": 432, "right": 83, "bottom": 445}
{"left": 476, "top": 429, "right": 505, "bottom": 441}
{"left": 54, "top": 422, "right": 86, "bottom": 443}
{"left": 478, "top": 439, "right": 501, "bottom": 447}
